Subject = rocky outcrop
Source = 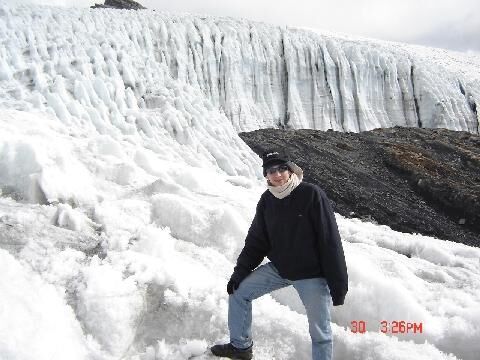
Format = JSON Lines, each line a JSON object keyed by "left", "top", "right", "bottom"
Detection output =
{"left": 91, "top": 0, "right": 146, "bottom": 10}
{"left": 240, "top": 127, "right": 480, "bottom": 247}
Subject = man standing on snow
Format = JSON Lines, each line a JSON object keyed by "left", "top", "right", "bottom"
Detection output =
{"left": 211, "top": 149, "right": 348, "bottom": 360}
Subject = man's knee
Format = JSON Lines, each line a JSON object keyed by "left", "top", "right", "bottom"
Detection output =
{"left": 233, "top": 271, "right": 262, "bottom": 299}
{"left": 230, "top": 279, "right": 256, "bottom": 302}
{"left": 309, "top": 325, "right": 332, "bottom": 343}
{"left": 311, "top": 335, "right": 332, "bottom": 344}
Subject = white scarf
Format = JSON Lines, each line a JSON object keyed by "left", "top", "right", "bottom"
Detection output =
{"left": 268, "top": 172, "right": 302, "bottom": 199}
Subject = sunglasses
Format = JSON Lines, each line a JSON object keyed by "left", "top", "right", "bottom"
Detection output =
{"left": 266, "top": 164, "right": 290, "bottom": 175}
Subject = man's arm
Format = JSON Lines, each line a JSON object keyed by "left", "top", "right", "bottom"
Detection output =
{"left": 313, "top": 188, "right": 348, "bottom": 306}
{"left": 230, "top": 194, "right": 270, "bottom": 286}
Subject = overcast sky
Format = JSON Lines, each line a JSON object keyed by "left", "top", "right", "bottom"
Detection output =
{"left": 13, "top": 0, "right": 480, "bottom": 53}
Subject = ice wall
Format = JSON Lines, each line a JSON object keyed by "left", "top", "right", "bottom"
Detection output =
{"left": 0, "top": 3, "right": 479, "bottom": 134}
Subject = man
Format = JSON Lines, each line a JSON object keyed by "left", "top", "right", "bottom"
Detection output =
{"left": 211, "top": 149, "right": 348, "bottom": 360}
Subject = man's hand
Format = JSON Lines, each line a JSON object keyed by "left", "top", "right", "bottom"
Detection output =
{"left": 227, "top": 280, "right": 239, "bottom": 295}
{"left": 332, "top": 293, "right": 346, "bottom": 306}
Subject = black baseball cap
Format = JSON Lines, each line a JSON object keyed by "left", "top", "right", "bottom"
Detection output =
{"left": 261, "top": 149, "right": 290, "bottom": 176}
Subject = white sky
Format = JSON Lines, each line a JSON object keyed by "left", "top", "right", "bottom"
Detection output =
{"left": 10, "top": 0, "right": 480, "bottom": 52}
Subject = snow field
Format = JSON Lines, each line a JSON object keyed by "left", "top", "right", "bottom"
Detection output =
{"left": 0, "top": 249, "right": 94, "bottom": 360}
{"left": 3, "top": 184, "right": 476, "bottom": 360}
{"left": 336, "top": 217, "right": 480, "bottom": 360}
{"left": 1, "top": 101, "right": 478, "bottom": 359}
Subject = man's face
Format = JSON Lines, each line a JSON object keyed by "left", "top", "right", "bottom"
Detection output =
{"left": 265, "top": 164, "right": 292, "bottom": 187}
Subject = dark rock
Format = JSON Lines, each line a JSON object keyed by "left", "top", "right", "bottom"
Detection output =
{"left": 91, "top": 0, "right": 146, "bottom": 10}
{"left": 239, "top": 127, "right": 480, "bottom": 247}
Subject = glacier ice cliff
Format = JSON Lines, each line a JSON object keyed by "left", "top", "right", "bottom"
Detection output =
{"left": 149, "top": 20, "right": 480, "bottom": 133}
{"left": 0, "top": 3, "right": 479, "bottom": 134}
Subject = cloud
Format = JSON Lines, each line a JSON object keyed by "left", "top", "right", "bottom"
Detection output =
{"left": 409, "top": 12, "right": 480, "bottom": 52}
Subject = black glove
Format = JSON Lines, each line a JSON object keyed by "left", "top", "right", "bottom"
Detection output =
{"left": 330, "top": 286, "right": 347, "bottom": 306}
{"left": 227, "top": 279, "right": 239, "bottom": 295}
{"left": 228, "top": 265, "right": 250, "bottom": 295}
{"left": 332, "top": 294, "right": 345, "bottom": 306}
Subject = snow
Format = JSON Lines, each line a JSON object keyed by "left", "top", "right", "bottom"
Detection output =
{"left": 0, "top": 249, "right": 94, "bottom": 360}
{"left": 0, "top": 2, "right": 479, "bottom": 360}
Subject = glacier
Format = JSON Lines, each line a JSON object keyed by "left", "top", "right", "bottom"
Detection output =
{"left": 0, "top": 3, "right": 479, "bottom": 134}
{"left": 1, "top": 3, "right": 480, "bottom": 360}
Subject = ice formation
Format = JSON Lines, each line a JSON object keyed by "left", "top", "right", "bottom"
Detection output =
{"left": 0, "top": 2, "right": 479, "bottom": 134}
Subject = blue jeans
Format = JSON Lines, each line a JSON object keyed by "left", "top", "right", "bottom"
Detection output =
{"left": 229, "top": 262, "right": 333, "bottom": 360}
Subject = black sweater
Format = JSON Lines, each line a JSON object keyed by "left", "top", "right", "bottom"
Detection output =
{"left": 231, "top": 182, "right": 348, "bottom": 306}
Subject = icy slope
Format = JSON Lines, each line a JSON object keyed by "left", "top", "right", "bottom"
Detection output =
{"left": 0, "top": 3, "right": 479, "bottom": 133}
{"left": 0, "top": 3, "right": 480, "bottom": 360}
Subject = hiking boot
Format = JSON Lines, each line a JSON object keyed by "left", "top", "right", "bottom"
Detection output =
{"left": 210, "top": 343, "right": 253, "bottom": 359}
